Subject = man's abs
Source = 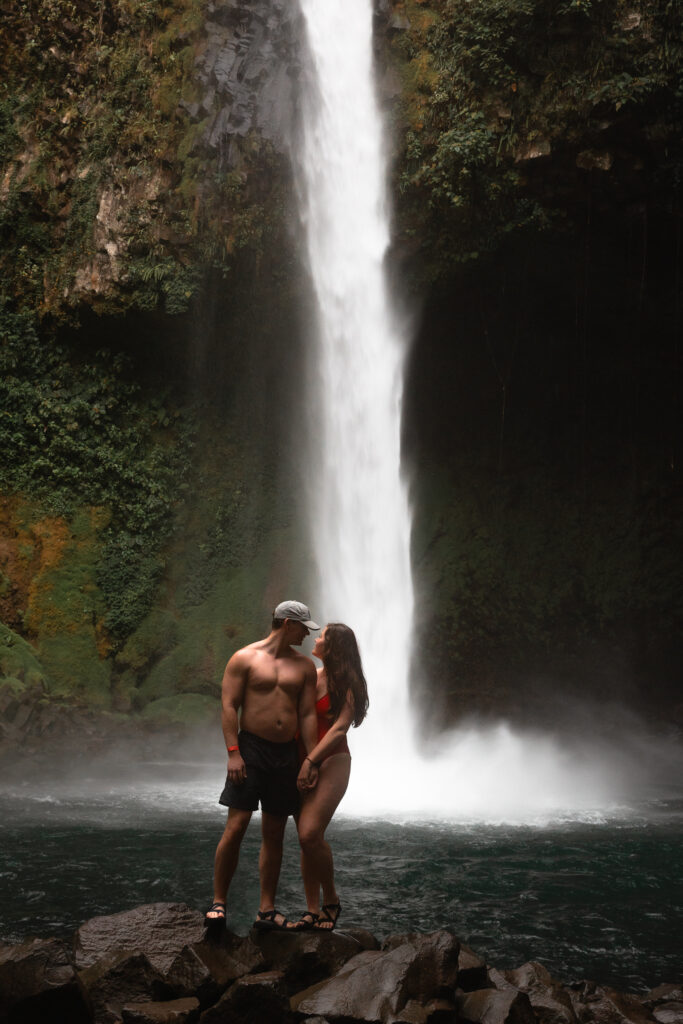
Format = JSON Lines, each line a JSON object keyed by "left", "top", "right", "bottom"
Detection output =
{"left": 240, "top": 687, "right": 300, "bottom": 742}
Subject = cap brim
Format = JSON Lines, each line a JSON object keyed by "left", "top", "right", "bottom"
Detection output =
{"left": 303, "top": 619, "right": 321, "bottom": 630}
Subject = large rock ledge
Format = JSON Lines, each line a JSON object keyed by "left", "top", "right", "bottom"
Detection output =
{"left": 0, "top": 903, "right": 681, "bottom": 1024}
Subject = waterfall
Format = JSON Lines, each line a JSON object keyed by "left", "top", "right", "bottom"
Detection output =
{"left": 292, "top": 1, "right": 629, "bottom": 820}
{"left": 293, "top": 0, "right": 415, "bottom": 811}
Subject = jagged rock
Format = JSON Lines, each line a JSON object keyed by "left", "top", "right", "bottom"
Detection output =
{"left": 647, "top": 989, "right": 683, "bottom": 1005}
{"left": 458, "top": 987, "right": 536, "bottom": 1024}
{"left": 458, "top": 944, "right": 489, "bottom": 992}
{"left": 191, "top": 0, "right": 301, "bottom": 165}
{"left": 292, "top": 931, "right": 460, "bottom": 1022}
{"left": 162, "top": 947, "right": 216, "bottom": 1006}
{"left": 78, "top": 950, "right": 171, "bottom": 1024}
{"left": 488, "top": 967, "right": 516, "bottom": 992}
{"left": 198, "top": 969, "right": 288, "bottom": 1023}
{"left": 569, "top": 983, "right": 655, "bottom": 1024}
{"left": 74, "top": 903, "right": 206, "bottom": 973}
{"left": 191, "top": 929, "right": 265, "bottom": 989}
{"left": 121, "top": 996, "right": 200, "bottom": 1023}
{"left": 0, "top": 937, "right": 91, "bottom": 1024}
{"left": 504, "top": 961, "right": 578, "bottom": 1024}
{"left": 344, "top": 928, "right": 381, "bottom": 951}
{"left": 653, "top": 1006, "right": 683, "bottom": 1024}
{"left": 253, "top": 927, "right": 363, "bottom": 991}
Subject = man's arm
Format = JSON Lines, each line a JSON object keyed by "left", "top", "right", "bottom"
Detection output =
{"left": 297, "top": 658, "right": 319, "bottom": 790}
{"left": 221, "top": 650, "right": 250, "bottom": 783}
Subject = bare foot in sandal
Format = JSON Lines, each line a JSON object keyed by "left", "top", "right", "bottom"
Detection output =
{"left": 314, "top": 901, "right": 341, "bottom": 931}
{"left": 204, "top": 901, "right": 226, "bottom": 926}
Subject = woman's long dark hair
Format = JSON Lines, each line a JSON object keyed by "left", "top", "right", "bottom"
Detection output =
{"left": 322, "top": 623, "right": 369, "bottom": 728}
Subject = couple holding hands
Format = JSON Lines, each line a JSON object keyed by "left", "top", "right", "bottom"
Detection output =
{"left": 205, "top": 599, "right": 368, "bottom": 933}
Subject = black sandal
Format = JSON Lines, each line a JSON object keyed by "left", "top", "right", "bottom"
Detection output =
{"left": 289, "top": 910, "right": 320, "bottom": 931}
{"left": 204, "top": 901, "right": 226, "bottom": 925}
{"left": 314, "top": 901, "right": 341, "bottom": 931}
{"left": 253, "top": 908, "right": 290, "bottom": 931}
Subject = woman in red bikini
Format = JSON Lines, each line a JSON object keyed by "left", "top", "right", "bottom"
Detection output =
{"left": 292, "top": 622, "right": 368, "bottom": 932}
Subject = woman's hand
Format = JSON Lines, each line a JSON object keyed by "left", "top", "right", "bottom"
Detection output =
{"left": 297, "top": 758, "right": 319, "bottom": 791}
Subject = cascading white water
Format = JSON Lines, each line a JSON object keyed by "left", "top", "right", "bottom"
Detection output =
{"left": 293, "top": 0, "right": 631, "bottom": 820}
{"left": 293, "top": 0, "right": 415, "bottom": 803}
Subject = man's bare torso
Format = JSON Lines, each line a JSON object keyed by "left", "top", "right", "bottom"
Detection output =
{"left": 239, "top": 640, "right": 309, "bottom": 742}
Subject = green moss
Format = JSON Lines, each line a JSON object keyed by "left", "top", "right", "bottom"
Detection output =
{"left": 0, "top": 622, "right": 48, "bottom": 690}
{"left": 138, "top": 523, "right": 296, "bottom": 705}
{"left": 116, "top": 609, "right": 179, "bottom": 674}
{"left": 22, "top": 507, "right": 111, "bottom": 704}
{"left": 139, "top": 693, "right": 219, "bottom": 726}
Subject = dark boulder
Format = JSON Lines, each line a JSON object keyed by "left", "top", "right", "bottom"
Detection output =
{"left": 457, "top": 945, "right": 490, "bottom": 993}
{"left": 163, "top": 947, "right": 216, "bottom": 1006}
{"left": 568, "top": 983, "right": 656, "bottom": 1024}
{"left": 503, "top": 961, "right": 578, "bottom": 1024}
{"left": 292, "top": 931, "right": 460, "bottom": 1022}
{"left": 198, "top": 969, "right": 289, "bottom": 1024}
{"left": 0, "top": 937, "right": 91, "bottom": 1024}
{"left": 78, "top": 950, "right": 171, "bottom": 1024}
{"left": 647, "top": 988, "right": 683, "bottom": 1005}
{"left": 344, "top": 928, "right": 382, "bottom": 952}
{"left": 457, "top": 987, "right": 536, "bottom": 1024}
{"left": 74, "top": 903, "right": 206, "bottom": 974}
{"left": 191, "top": 929, "right": 265, "bottom": 989}
{"left": 652, "top": 1006, "right": 683, "bottom": 1024}
{"left": 253, "top": 927, "right": 364, "bottom": 992}
{"left": 121, "top": 996, "right": 200, "bottom": 1023}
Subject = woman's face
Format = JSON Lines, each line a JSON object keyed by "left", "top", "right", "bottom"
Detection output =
{"left": 312, "top": 626, "right": 328, "bottom": 661}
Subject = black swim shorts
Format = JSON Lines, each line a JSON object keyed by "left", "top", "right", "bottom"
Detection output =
{"left": 218, "top": 730, "right": 299, "bottom": 817}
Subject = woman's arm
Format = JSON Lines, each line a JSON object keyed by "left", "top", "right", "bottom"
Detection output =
{"left": 303, "top": 690, "right": 355, "bottom": 768}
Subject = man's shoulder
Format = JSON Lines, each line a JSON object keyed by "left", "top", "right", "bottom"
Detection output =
{"left": 227, "top": 641, "right": 263, "bottom": 667}
{"left": 290, "top": 650, "right": 317, "bottom": 676}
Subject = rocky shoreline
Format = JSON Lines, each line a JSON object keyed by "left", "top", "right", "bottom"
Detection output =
{"left": 0, "top": 903, "right": 681, "bottom": 1024}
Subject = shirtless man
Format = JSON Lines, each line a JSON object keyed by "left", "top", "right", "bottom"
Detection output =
{"left": 205, "top": 600, "right": 320, "bottom": 929}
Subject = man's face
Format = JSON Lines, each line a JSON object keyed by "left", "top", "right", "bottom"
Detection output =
{"left": 287, "top": 619, "right": 310, "bottom": 646}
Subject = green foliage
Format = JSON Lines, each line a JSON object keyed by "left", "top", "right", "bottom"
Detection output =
{"left": 396, "top": 0, "right": 683, "bottom": 272}
{"left": 0, "top": 0, "right": 289, "bottom": 317}
{"left": 0, "top": 97, "right": 20, "bottom": 164}
{"left": 0, "top": 622, "right": 47, "bottom": 691}
{"left": 0, "top": 305, "right": 195, "bottom": 645}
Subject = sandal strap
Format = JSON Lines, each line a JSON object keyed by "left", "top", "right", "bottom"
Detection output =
{"left": 320, "top": 902, "right": 341, "bottom": 921}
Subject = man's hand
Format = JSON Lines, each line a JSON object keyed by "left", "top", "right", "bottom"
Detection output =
{"left": 297, "top": 758, "right": 319, "bottom": 792}
{"left": 227, "top": 750, "right": 247, "bottom": 784}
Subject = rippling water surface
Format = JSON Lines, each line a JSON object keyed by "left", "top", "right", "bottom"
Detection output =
{"left": 1, "top": 762, "right": 681, "bottom": 994}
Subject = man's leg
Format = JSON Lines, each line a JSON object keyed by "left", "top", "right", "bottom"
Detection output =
{"left": 209, "top": 807, "right": 252, "bottom": 916}
{"left": 258, "top": 811, "right": 288, "bottom": 921}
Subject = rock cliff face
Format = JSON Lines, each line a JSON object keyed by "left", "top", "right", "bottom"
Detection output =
{"left": 1, "top": 0, "right": 682, "bottom": 730}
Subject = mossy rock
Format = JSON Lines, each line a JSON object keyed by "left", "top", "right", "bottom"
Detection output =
{"left": 116, "top": 609, "right": 179, "bottom": 674}
{"left": 139, "top": 693, "right": 219, "bottom": 727}
{"left": 0, "top": 622, "right": 48, "bottom": 690}
{"left": 0, "top": 675, "right": 27, "bottom": 700}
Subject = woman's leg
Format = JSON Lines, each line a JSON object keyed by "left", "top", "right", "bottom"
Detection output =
{"left": 297, "top": 754, "right": 351, "bottom": 916}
